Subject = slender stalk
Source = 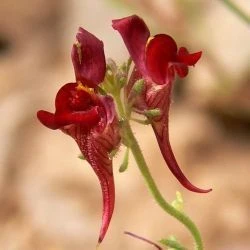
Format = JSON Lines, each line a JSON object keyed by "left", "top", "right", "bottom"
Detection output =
{"left": 124, "top": 122, "right": 203, "bottom": 250}
{"left": 114, "top": 90, "right": 126, "bottom": 119}
{"left": 113, "top": 93, "right": 203, "bottom": 250}
{"left": 220, "top": 0, "right": 250, "bottom": 25}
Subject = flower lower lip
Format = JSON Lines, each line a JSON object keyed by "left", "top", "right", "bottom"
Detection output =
{"left": 37, "top": 106, "right": 100, "bottom": 130}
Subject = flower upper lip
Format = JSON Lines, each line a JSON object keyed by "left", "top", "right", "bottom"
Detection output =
{"left": 71, "top": 27, "right": 106, "bottom": 88}
{"left": 112, "top": 15, "right": 150, "bottom": 77}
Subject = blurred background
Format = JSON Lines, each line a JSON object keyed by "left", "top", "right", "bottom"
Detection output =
{"left": 0, "top": 0, "right": 249, "bottom": 249}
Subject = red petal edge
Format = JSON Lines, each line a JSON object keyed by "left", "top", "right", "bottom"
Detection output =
{"left": 37, "top": 110, "right": 59, "bottom": 130}
{"left": 37, "top": 107, "right": 100, "bottom": 130}
{"left": 178, "top": 47, "right": 202, "bottom": 66}
{"left": 112, "top": 15, "right": 150, "bottom": 76}
{"left": 152, "top": 121, "right": 212, "bottom": 193}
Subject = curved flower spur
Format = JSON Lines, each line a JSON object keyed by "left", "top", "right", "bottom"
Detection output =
{"left": 37, "top": 28, "right": 121, "bottom": 243}
{"left": 113, "top": 15, "right": 211, "bottom": 193}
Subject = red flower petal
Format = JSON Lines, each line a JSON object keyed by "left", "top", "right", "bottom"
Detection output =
{"left": 178, "top": 47, "right": 202, "bottom": 66}
{"left": 37, "top": 83, "right": 101, "bottom": 130}
{"left": 71, "top": 27, "right": 106, "bottom": 87}
{"left": 55, "top": 83, "right": 96, "bottom": 113}
{"left": 112, "top": 15, "right": 150, "bottom": 76}
{"left": 146, "top": 34, "right": 178, "bottom": 84}
{"left": 173, "top": 63, "right": 189, "bottom": 78}
{"left": 37, "top": 110, "right": 59, "bottom": 130}
{"left": 37, "top": 108, "right": 100, "bottom": 130}
{"left": 99, "top": 95, "right": 117, "bottom": 125}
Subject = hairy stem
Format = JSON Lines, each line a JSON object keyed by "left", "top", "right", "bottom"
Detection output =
{"left": 125, "top": 121, "right": 203, "bottom": 249}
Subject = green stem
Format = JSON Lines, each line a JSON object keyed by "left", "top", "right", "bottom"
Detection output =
{"left": 114, "top": 90, "right": 126, "bottom": 119}
{"left": 113, "top": 94, "right": 203, "bottom": 250}
{"left": 125, "top": 123, "right": 203, "bottom": 250}
{"left": 220, "top": 0, "right": 250, "bottom": 25}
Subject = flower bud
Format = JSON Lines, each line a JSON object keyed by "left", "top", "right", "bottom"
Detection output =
{"left": 132, "top": 79, "right": 144, "bottom": 94}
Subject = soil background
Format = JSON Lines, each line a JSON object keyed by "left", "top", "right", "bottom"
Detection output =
{"left": 0, "top": 0, "right": 249, "bottom": 249}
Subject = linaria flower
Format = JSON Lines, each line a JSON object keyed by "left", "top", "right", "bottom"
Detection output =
{"left": 37, "top": 28, "right": 121, "bottom": 243}
{"left": 113, "top": 15, "right": 211, "bottom": 193}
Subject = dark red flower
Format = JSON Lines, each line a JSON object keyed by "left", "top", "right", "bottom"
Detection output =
{"left": 113, "top": 15, "right": 211, "bottom": 193}
{"left": 37, "top": 28, "right": 121, "bottom": 243}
